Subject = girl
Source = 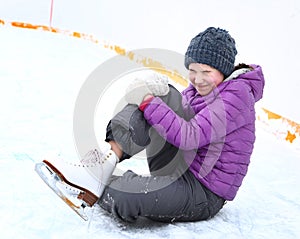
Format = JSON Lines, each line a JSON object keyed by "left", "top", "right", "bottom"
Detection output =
{"left": 38, "top": 27, "right": 265, "bottom": 222}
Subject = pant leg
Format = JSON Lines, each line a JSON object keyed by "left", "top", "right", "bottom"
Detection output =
{"left": 99, "top": 170, "right": 216, "bottom": 223}
{"left": 105, "top": 104, "right": 150, "bottom": 161}
{"left": 145, "top": 85, "right": 188, "bottom": 176}
{"left": 105, "top": 85, "right": 188, "bottom": 175}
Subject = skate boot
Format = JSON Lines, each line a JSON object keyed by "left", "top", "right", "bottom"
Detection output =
{"left": 35, "top": 142, "right": 119, "bottom": 220}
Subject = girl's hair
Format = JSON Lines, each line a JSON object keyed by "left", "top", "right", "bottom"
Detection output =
{"left": 234, "top": 63, "right": 253, "bottom": 71}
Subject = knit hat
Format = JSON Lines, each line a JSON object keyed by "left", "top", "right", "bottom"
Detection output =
{"left": 184, "top": 27, "right": 237, "bottom": 77}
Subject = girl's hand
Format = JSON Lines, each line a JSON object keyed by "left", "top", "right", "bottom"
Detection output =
{"left": 125, "top": 71, "right": 169, "bottom": 105}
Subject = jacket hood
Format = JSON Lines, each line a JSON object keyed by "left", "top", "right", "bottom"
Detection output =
{"left": 224, "top": 64, "right": 265, "bottom": 102}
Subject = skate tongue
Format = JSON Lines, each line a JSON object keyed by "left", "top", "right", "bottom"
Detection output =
{"left": 35, "top": 162, "right": 89, "bottom": 221}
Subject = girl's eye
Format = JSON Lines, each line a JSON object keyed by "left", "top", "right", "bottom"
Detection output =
{"left": 189, "top": 70, "right": 196, "bottom": 76}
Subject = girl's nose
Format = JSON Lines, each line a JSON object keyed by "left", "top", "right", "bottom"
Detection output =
{"left": 195, "top": 76, "right": 203, "bottom": 84}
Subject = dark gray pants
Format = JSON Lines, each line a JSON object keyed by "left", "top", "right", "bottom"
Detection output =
{"left": 99, "top": 85, "right": 225, "bottom": 223}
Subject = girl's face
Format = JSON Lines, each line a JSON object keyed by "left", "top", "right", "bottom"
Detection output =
{"left": 188, "top": 63, "right": 224, "bottom": 96}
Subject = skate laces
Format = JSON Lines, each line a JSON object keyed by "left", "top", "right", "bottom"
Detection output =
{"left": 80, "top": 149, "right": 106, "bottom": 165}
{"left": 80, "top": 148, "right": 109, "bottom": 225}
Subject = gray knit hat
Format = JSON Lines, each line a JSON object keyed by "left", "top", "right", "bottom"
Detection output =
{"left": 184, "top": 27, "right": 237, "bottom": 77}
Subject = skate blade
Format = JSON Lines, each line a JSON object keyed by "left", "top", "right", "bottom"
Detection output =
{"left": 35, "top": 162, "right": 89, "bottom": 221}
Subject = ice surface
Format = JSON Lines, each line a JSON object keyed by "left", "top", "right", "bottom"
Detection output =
{"left": 0, "top": 26, "right": 299, "bottom": 239}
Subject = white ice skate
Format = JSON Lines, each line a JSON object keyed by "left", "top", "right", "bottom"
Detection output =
{"left": 35, "top": 142, "right": 118, "bottom": 221}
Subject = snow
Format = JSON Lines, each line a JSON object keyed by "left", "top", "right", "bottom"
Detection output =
{"left": 1, "top": 25, "right": 300, "bottom": 239}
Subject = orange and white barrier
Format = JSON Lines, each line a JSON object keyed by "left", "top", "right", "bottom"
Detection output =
{"left": 1, "top": 18, "right": 299, "bottom": 149}
{"left": 256, "top": 107, "right": 300, "bottom": 149}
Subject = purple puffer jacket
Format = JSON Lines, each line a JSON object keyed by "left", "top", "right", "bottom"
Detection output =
{"left": 143, "top": 65, "right": 265, "bottom": 200}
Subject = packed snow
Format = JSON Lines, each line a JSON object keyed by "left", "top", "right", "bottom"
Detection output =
{"left": 0, "top": 25, "right": 300, "bottom": 239}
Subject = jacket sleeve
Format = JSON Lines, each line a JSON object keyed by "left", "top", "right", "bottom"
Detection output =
{"left": 142, "top": 97, "right": 214, "bottom": 150}
{"left": 143, "top": 82, "right": 252, "bottom": 150}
